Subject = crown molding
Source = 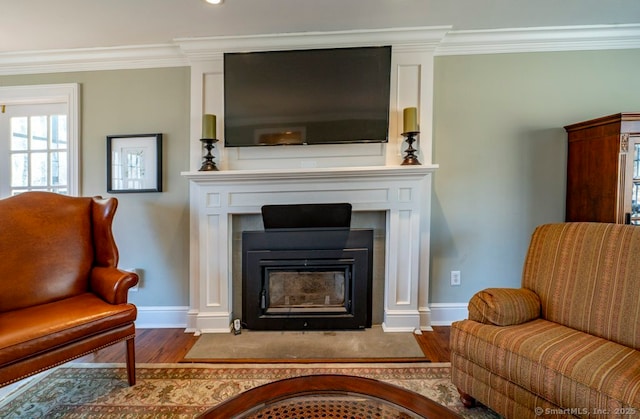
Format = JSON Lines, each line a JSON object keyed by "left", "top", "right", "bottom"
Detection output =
{"left": 0, "top": 24, "right": 638, "bottom": 75}
{"left": 0, "top": 44, "right": 188, "bottom": 76}
{"left": 436, "top": 24, "right": 640, "bottom": 56}
{"left": 175, "top": 26, "right": 452, "bottom": 60}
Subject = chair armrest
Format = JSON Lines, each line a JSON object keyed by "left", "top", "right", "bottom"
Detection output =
{"left": 90, "top": 267, "right": 139, "bottom": 304}
{"left": 468, "top": 287, "right": 541, "bottom": 326}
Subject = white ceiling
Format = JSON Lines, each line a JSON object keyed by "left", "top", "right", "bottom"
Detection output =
{"left": 1, "top": 0, "right": 639, "bottom": 54}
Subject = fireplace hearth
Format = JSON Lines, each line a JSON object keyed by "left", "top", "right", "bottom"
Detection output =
{"left": 242, "top": 204, "right": 373, "bottom": 330}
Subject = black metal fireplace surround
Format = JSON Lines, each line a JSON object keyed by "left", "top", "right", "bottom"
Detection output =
{"left": 242, "top": 203, "right": 373, "bottom": 331}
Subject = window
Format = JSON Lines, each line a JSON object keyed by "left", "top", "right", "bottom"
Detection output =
{"left": 5, "top": 104, "right": 68, "bottom": 195}
{"left": 0, "top": 84, "right": 79, "bottom": 197}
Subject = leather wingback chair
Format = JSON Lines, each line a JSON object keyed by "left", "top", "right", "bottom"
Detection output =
{"left": 0, "top": 192, "right": 138, "bottom": 387}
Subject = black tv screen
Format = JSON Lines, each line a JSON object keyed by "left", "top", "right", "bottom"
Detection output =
{"left": 224, "top": 46, "right": 391, "bottom": 147}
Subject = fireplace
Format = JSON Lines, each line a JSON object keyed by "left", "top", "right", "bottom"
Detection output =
{"left": 242, "top": 204, "right": 373, "bottom": 330}
{"left": 182, "top": 165, "right": 435, "bottom": 333}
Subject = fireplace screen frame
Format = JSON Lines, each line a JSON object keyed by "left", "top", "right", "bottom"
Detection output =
{"left": 242, "top": 229, "right": 373, "bottom": 330}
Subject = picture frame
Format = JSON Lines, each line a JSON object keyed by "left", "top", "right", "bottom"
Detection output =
{"left": 107, "top": 133, "right": 162, "bottom": 193}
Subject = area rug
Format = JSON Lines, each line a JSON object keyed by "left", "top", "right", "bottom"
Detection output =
{"left": 0, "top": 362, "right": 499, "bottom": 418}
{"left": 183, "top": 325, "right": 427, "bottom": 362}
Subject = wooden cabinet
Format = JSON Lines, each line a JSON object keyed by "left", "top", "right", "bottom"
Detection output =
{"left": 565, "top": 113, "right": 640, "bottom": 224}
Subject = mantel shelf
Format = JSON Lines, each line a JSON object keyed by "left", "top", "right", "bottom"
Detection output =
{"left": 181, "top": 164, "right": 439, "bottom": 182}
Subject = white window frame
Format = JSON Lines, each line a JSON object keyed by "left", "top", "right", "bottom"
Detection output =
{"left": 0, "top": 83, "right": 80, "bottom": 196}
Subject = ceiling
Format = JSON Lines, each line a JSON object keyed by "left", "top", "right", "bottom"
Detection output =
{"left": 1, "top": 0, "right": 639, "bottom": 55}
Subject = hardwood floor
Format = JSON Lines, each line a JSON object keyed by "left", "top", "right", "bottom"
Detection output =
{"left": 77, "top": 329, "right": 200, "bottom": 364}
{"left": 78, "top": 327, "right": 452, "bottom": 364}
{"left": 415, "top": 326, "right": 451, "bottom": 362}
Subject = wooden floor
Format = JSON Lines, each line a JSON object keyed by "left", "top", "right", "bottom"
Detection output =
{"left": 78, "top": 327, "right": 452, "bottom": 364}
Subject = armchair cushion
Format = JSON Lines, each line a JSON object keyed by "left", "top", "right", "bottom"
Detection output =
{"left": 468, "top": 287, "right": 540, "bottom": 326}
{"left": 452, "top": 318, "right": 640, "bottom": 411}
{"left": 0, "top": 293, "right": 136, "bottom": 366}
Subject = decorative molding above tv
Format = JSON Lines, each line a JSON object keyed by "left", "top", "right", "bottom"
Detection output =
{"left": 178, "top": 26, "right": 451, "bottom": 57}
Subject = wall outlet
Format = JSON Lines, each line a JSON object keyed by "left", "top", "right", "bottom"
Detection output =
{"left": 450, "top": 270, "right": 461, "bottom": 286}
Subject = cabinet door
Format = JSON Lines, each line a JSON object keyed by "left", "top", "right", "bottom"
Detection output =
{"left": 626, "top": 135, "right": 640, "bottom": 225}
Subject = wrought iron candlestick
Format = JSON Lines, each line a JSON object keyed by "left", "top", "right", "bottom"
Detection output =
{"left": 199, "top": 138, "right": 219, "bottom": 171}
{"left": 401, "top": 131, "right": 421, "bottom": 165}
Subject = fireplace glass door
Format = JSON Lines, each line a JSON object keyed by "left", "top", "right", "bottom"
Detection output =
{"left": 264, "top": 266, "right": 350, "bottom": 315}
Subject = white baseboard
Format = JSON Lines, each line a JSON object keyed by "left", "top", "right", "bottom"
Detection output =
{"left": 132, "top": 304, "right": 468, "bottom": 329}
{"left": 134, "top": 306, "right": 189, "bottom": 328}
{"left": 428, "top": 303, "right": 468, "bottom": 326}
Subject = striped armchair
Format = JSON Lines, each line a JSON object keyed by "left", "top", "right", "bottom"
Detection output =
{"left": 451, "top": 223, "right": 640, "bottom": 418}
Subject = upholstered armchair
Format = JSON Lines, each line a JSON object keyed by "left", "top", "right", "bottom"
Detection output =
{"left": 0, "top": 192, "right": 138, "bottom": 387}
{"left": 450, "top": 223, "right": 640, "bottom": 418}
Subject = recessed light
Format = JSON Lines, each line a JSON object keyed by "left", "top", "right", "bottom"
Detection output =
{"left": 205, "top": 0, "right": 223, "bottom": 4}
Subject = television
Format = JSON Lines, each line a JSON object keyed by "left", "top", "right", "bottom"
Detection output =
{"left": 223, "top": 46, "right": 392, "bottom": 147}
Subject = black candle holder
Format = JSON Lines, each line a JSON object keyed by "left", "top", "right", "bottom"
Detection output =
{"left": 199, "top": 138, "right": 219, "bottom": 171}
{"left": 401, "top": 131, "right": 421, "bottom": 166}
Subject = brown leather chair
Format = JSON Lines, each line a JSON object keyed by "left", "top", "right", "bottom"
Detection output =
{"left": 0, "top": 192, "right": 138, "bottom": 387}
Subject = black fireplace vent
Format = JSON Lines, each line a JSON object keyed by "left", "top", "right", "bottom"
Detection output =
{"left": 261, "top": 203, "right": 351, "bottom": 230}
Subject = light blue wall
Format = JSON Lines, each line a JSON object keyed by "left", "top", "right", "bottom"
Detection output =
{"left": 431, "top": 48, "right": 640, "bottom": 304}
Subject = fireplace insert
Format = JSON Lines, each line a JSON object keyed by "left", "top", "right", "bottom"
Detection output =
{"left": 242, "top": 226, "right": 373, "bottom": 331}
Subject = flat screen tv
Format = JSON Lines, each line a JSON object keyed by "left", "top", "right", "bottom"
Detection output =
{"left": 224, "top": 46, "right": 392, "bottom": 147}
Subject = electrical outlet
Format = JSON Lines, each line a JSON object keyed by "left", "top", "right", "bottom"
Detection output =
{"left": 450, "top": 270, "right": 461, "bottom": 286}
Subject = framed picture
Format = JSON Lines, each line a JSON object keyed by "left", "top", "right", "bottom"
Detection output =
{"left": 107, "top": 133, "right": 162, "bottom": 193}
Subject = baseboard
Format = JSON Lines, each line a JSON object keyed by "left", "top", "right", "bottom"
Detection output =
{"left": 134, "top": 306, "right": 189, "bottom": 328}
{"left": 428, "top": 303, "right": 468, "bottom": 326}
{"left": 132, "top": 304, "right": 467, "bottom": 328}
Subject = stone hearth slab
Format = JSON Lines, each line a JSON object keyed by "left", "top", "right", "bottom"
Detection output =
{"left": 183, "top": 325, "right": 426, "bottom": 362}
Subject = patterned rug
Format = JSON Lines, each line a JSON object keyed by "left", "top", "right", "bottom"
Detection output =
{"left": 0, "top": 362, "right": 500, "bottom": 418}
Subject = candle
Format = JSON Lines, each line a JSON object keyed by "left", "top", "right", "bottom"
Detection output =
{"left": 403, "top": 107, "right": 418, "bottom": 133}
{"left": 202, "top": 114, "right": 216, "bottom": 139}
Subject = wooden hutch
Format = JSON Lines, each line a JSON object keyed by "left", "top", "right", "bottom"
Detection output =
{"left": 565, "top": 113, "right": 640, "bottom": 224}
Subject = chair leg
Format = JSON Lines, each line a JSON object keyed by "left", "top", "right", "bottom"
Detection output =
{"left": 125, "top": 337, "right": 136, "bottom": 386}
{"left": 457, "top": 388, "right": 476, "bottom": 408}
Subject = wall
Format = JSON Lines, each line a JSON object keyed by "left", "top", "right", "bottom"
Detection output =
{"left": 430, "top": 48, "right": 640, "bottom": 313}
{"left": 0, "top": 67, "right": 191, "bottom": 314}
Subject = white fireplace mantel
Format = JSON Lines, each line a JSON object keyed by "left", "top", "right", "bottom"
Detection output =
{"left": 183, "top": 164, "right": 437, "bottom": 333}
{"left": 182, "top": 27, "right": 443, "bottom": 334}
